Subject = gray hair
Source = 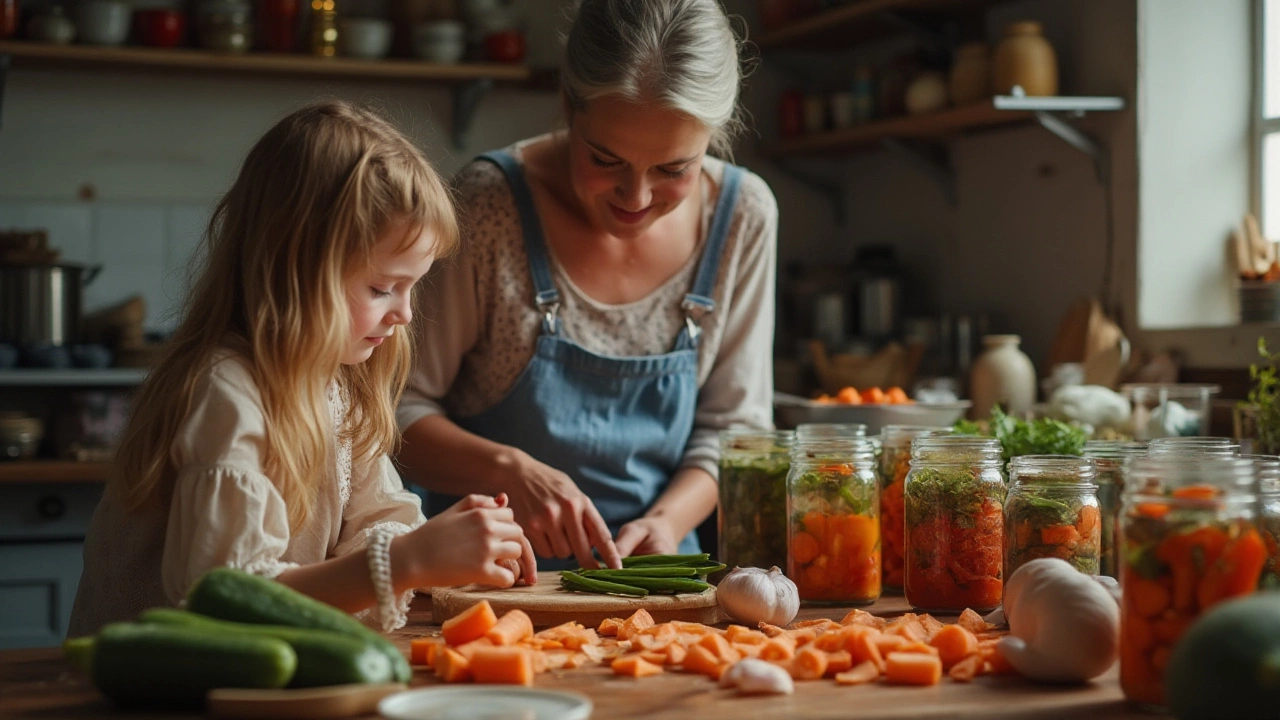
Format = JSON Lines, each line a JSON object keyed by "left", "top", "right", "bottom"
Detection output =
{"left": 562, "top": 0, "right": 747, "bottom": 158}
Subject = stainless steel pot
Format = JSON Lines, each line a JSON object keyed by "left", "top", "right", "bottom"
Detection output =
{"left": 0, "top": 264, "right": 102, "bottom": 347}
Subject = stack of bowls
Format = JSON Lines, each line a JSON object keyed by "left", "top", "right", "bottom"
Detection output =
{"left": 413, "top": 20, "right": 464, "bottom": 64}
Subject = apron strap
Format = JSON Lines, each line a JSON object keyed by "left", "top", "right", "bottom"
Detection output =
{"left": 681, "top": 163, "right": 744, "bottom": 340}
{"left": 477, "top": 151, "right": 562, "bottom": 334}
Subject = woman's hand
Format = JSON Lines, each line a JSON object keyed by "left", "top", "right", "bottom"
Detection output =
{"left": 496, "top": 448, "right": 623, "bottom": 570}
{"left": 398, "top": 494, "right": 530, "bottom": 588}
{"left": 614, "top": 516, "right": 680, "bottom": 558}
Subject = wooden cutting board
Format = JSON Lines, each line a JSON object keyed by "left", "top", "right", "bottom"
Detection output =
{"left": 431, "top": 571, "right": 722, "bottom": 629}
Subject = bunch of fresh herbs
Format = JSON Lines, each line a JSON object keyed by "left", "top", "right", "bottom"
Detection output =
{"left": 954, "top": 405, "right": 1088, "bottom": 463}
{"left": 1243, "top": 337, "right": 1280, "bottom": 455}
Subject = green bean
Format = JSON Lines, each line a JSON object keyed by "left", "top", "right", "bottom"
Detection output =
{"left": 599, "top": 576, "right": 711, "bottom": 594}
{"left": 558, "top": 571, "right": 648, "bottom": 597}
{"left": 580, "top": 567, "right": 699, "bottom": 578}
{"left": 621, "top": 553, "right": 711, "bottom": 567}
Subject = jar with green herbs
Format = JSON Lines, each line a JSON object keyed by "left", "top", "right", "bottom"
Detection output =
{"left": 1119, "top": 456, "right": 1264, "bottom": 710}
{"left": 1082, "top": 440, "right": 1147, "bottom": 578}
{"left": 880, "top": 425, "right": 951, "bottom": 590}
{"left": 788, "top": 436, "right": 880, "bottom": 605}
{"left": 904, "top": 436, "right": 1005, "bottom": 613}
{"left": 719, "top": 429, "right": 794, "bottom": 571}
{"left": 1004, "top": 455, "right": 1100, "bottom": 579}
{"left": 1244, "top": 454, "right": 1280, "bottom": 589}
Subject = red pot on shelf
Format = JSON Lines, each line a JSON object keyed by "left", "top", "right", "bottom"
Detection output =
{"left": 256, "top": 0, "right": 300, "bottom": 52}
{"left": 134, "top": 9, "right": 186, "bottom": 47}
{"left": 483, "top": 29, "right": 525, "bottom": 64}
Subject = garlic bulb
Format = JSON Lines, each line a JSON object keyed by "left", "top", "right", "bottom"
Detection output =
{"left": 998, "top": 558, "right": 1120, "bottom": 682}
{"left": 716, "top": 566, "right": 799, "bottom": 627}
{"left": 720, "top": 658, "right": 794, "bottom": 695}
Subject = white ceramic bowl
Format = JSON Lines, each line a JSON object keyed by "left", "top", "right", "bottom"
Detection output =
{"left": 77, "top": 0, "right": 130, "bottom": 45}
{"left": 413, "top": 22, "right": 465, "bottom": 64}
{"left": 339, "top": 18, "right": 392, "bottom": 59}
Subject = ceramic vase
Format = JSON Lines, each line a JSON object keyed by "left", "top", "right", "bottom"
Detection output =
{"left": 969, "top": 335, "right": 1037, "bottom": 419}
{"left": 991, "top": 21, "right": 1058, "bottom": 96}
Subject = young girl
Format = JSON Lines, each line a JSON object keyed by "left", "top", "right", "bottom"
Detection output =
{"left": 69, "top": 100, "right": 535, "bottom": 636}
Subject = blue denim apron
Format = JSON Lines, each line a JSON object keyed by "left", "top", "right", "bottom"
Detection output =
{"left": 427, "top": 150, "right": 744, "bottom": 570}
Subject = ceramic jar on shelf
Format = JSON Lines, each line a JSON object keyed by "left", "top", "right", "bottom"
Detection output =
{"left": 991, "top": 21, "right": 1058, "bottom": 96}
{"left": 949, "top": 42, "right": 991, "bottom": 106}
{"left": 969, "top": 334, "right": 1036, "bottom": 419}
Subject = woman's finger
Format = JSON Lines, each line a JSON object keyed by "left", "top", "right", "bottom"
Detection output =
{"left": 583, "top": 503, "right": 623, "bottom": 569}
{"left": 517, "top": 533, "right": 538, "bottom": 585}
{"left": 546, "top": 522, "right": 573, "bottom": 559}
{"left": 612, "top": 522, "right": 647, "bottom": 559}
{"left": 493, "top": 538, "right": 523, "bottom": 560}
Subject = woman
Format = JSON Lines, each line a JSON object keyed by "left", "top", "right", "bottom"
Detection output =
{"left": 397, "top": 0, "right": 777, "bottom": 571}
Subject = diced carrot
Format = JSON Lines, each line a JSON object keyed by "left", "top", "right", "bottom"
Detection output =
{"left": 1172, "top": 485, "right": 1221, "bottom": 500}
{"left": 435, "top": 647, "right": 471, "bottom": 683}
{"left": 835, "top": 660, "right": 880, "bottom": 685}
{"left": 1041, "top": 524, "right": 1081, "bottom": 546}
{"left": 455, "top": 637, "right": 495, "bottom": 661}
{"left": 758, "top": 622, "right": 787, "bottom": 637}
{"left": 884, "top": 652, "right": 943, "bottom": 686}
{"left": 486, "top": 609, "right": 534, "bottom": 647}
{"left": 874, "top": 634, "right": 908, "bottom": 656}
{"left": 897, "top": 641, "right": 940, "bottom": 657}
{"left": 930, "top": 625, "right": 980, "bottom": 668}
{"left": 410, "top": 638, "right": 443, "bottom": 666}
{"left": 696, "top": 633, "right": 741, "bottom": 663}
{"left": 791, "top": 531, "right": 821, "bottom": 565}
{"left": 612, "top": 655, "right": 664, "bottom": 678}
{"left": 981, "top": 645, "right": 1018, "bottom": 676}
{"left": 725, "top": 626, "right": 768, "bottom": 645}
{"left": 789, "top": 647, "right": 829, "bottom": 681}
{"left": 802, "top": 512, "right": 830, "bottom": 546}
{"left": 956, "top": 609, "right": 989, "bottom": 635}
{"left": 949, "top": 654, "right": 983, "bottom": 682}
{"left": 664, "top": 643, "right": 687, "bottom": 665}
{"left": 597, "top": 618, "right": 623, "bottom": 637}
{"left": 617, "top": 609, "right": 655, "bottom": 641}
{"left": 561, "top": 629, "right": 600, "bottom": 651}
{"left": 885, "top": 615, "right": 928, "bottom": 643}
{"left": 794, "top": 618, "right": 843, "bottom": 632}
{"left": 734, "top": 643, "right": 764, "bottom": 659}
{"left": 640, "top": 650, "right": 668, "bottom": 665}
{"left": 681, "top": 644, "right": 723, "bottom": 678}
{"left": 759, "top": 636, "right": 797, "bottom": 662}
{"left": 441, "top": 600, "right": 499, "bottom": 646}
{"left": 1198, "top": 528, "right": 1267, "bottom": 610}
{"left": 814, "top": 631, "right": 846, "bottom": 653}
{"left": 536, "top": 621, "right": 582, "bottom": 640}
{"left": 918, "top": 615, "right": 945, "bottom": 639}
{"left": 824, "top": 650, "right": 853, "bottom": 676}
{"left": 469, "top": 646, "right": 534, "bottom": 686}
{"left": 844, "top": 629, "right": 885, "bottom": 672}
{"left": 1128, "top": 578, "right": 1171, "bottom": 618}
{"left": 1076, "top": 505, "right": 1101, "bottom": 536}
{"left": 782, "top": 627, "right": 818, "bottom": 646}
{"left": 840, "top": 609, "right": 887, "bottom": 629}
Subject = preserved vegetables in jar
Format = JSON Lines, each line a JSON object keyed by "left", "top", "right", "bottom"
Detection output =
{"left": 719, "top": 429, "right": 793, "bottom": 571}
{"left": 1004, "top": 455, "right": 1100, "bottom": 579}
{"left": 1083, "top": 440, "right": 1146, "bottom": 578}
{"left": 879, "top": 425, "right": 950, "bottom": 590}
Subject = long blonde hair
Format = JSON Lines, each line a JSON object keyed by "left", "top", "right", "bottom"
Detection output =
{"left": 113, "top": 100, "right": 457, "bottom": 530}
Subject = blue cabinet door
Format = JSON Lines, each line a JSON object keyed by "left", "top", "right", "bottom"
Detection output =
{"left": 0, "top": 542, "right": 83, "bottom": 649}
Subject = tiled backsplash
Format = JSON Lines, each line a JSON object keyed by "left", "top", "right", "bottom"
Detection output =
{"left": 0, "top": 200, "right": 211, "bottom": 334}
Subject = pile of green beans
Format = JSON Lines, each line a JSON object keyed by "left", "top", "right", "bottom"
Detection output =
{"left": 559, "top": 554, "right": 727, "bottom": 597}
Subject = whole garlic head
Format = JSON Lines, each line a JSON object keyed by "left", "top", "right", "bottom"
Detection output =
{"left": 717, "top": 566, "right": 800, "bottom": 627}
{"left": 998, "top": 558, "right": 1120, "bottom": 682}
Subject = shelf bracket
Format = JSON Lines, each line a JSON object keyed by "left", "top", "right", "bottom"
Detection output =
{"left": 878, "top": 137, "right": 957, "bottom": 205}
{"left": 766, "top": 157, "right": 847, "bottom": 225}
{"left": 451, "top": 78, "right": 494, "bottom": 150}
{"left": 1032, "top": 110, "right": 1110, "bottom": 184}
{"left": 0, "top": 53, "right": 9, "bottom": 131}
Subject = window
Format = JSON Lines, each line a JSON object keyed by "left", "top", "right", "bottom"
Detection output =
{"left": 1259, "top": 0, "right": 1280, "bottom": 238}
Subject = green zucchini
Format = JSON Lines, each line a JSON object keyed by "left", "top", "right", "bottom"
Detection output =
{"left": 138, "top": 608, "right": 392, "bottom": 687}
{"left": 186, "top": 567, "right": 410, "bottom": 682}
{"left": 88, "top": 622, "right": 296, "bottom": 705}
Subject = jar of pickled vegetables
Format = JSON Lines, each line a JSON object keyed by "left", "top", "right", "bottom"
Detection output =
{"left": 879, "top": 425, "right": 951, "bottom": 590}
{"left": 904, "top": 436, "right": 1005, "bottom": 613}
{"left": 719, "top": 429, "right": 794, "bottom": 571}
{"left": 1244, "top": 454, "right": 1280, "bottom": 589}
{"left": 787, "top": 436, "right": 880, "bottom": 604}
{"left": 1083, "top": 440, "right": 1147, "bottom": 578}
{"left": 1119, "top": 456, "right": 1264, "bottom": 710}
{"left": 796, "top": 423, "right": 867, "bottom": 439}
{"left": 1005, "top": 455, "right": 1100, "bottom": 580}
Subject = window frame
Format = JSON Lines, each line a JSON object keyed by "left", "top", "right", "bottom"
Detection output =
{"left": 1256, "top": 0, "right": 1280, "bottom": 233}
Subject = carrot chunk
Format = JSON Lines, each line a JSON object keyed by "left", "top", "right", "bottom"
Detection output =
{"left": 435, "top": 647, "right": 472, "bottom": 683}
{"left": 835, "top": 660, "right": 881, "bottom": 685}
{"left": 612, "top": 655, "right": 664, "bottom": 678}
{"left": 441, "top": 600, "right": 499, "bottom": 646}
{"left": 486, "top": 609, "right": 534, "bottom": 647}
{"left": 884, "top": 652, "right": 942, "bottom": 686}
{"left": 929, "top": 625, "right": 979, "bottom": 668}
{"left": 469, "top": 646, "right": 534, "bottom": 686}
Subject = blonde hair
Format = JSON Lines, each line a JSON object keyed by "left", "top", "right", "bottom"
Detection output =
{"left": 113, "top": 100, "right": 457, "bottom": 530}
{"left": 561, "top": 0, "right": 747, "bottom": 157}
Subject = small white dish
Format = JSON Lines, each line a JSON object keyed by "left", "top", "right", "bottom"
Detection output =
{"left": 379, "top": 686, "right": 593, "bottom": 720}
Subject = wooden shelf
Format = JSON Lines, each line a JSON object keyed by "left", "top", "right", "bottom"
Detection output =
{"left": 763, "top": 100, "right": 1033, "bottom": 158}
{"left": 0, "top": 461, "right": 108, "bottom": 483}
{"left": 755, "top": 0, "right": 1012, "bottom": 52}
{"left": 0, "top": 369, "right": 148, "bottom": 387}
{"left": 0, "top": 40, "right": 542, "bottom": 84}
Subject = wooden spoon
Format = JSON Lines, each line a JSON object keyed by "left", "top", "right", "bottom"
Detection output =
{"left": 207, "top": 682, "right": 407, "bottom": 719}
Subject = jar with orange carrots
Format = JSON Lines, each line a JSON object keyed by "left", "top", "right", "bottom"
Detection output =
{"left": 1250, "top": 455, "right": 1280, "bottom": 589}
{"left": 1119, "top": 456, "right": 1265, "bottom": 710}
{"left": 1004, "top": 455, "right": 1101, "bottom": 580}
{"left": 787, "top": 436, "right": 880, "bottom": 605}
{"left": 1083, "top": 440, "right": 1147, "bottom": 578}
{"left": 878, "top": 425, "right": 951, "bottom": 590}
{"left": 904, "top": 436, "right": 1005, "bottom": 613}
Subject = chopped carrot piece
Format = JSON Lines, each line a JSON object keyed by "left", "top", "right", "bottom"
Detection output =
{"left": 835, "top": 660, "right": 880, "bottom": 685}
{"left": 410, "top": 638, "right": 443, "bottom": 667}
{"left": 485, "top": 609, "right": 534, "bottom": 647}
{"left": 434, "top": 647, "right": 471, "bottom": 683}
{"left": 454, "top": 637, "right": 495, "bottom": 661}
{"left": 824, "top": 650, "right": 853, "bottom": 676}
{"left": 696, "top": 633, "right": 741, "bottom": 663}
{"left": 639, "top": 650, "right": 668, "bottom": 665}
{"left": 734, "top": 643, "right": 764, "bottom": 658}
{"left": 1041, "top": 524, "right": 1081, "bottom": 546}
{"left": 760, "top": 636, "right": 797, "bottom": 662}
{"left": 613, "top": 654, "right": 664, "bottom": 678}
{"left": 469, "top": 646, "right": 534, "bottom": 686}
{"left": 884, "top": 652, "right": 943, "bottom": 686}
{"left": 665, "top": 643, "right": 687, "bottom": 665}
{"left": 561, "top": 629, "right": 600, "bottom": 650}
{"left": 789, "top": 647, "right": 829, "bottom": 681}
{"left": 956, "top": 609, "right": 990, "bottom": 635}
{"left": 1128, "top": 578, "right": 1172, "bottom": 618}
{"left": 918, "top": 615, "right": 945, "bottom": 639}
{"left": 791, "top": 531, "right": 821, "bottom": 564}
{"left": 873, "top": 634, "right": 908, "bottom": 656}
{"left": 982, "top": 645, "right": 1018, "bottom": 675}
{"left": 725, "top": 626, "right": 768, "bottom": 645}
{"left": 840, "top": 609, "right": 887, "bottom": 629}
{"left": 813, "top": 631, "right": 846, "bottom": 653}
{"left": 897, "top": 641, "right": 940, "bottom": 657}
{"left": 681, "top": 644, "right": 723, "bottom": 678}
{"left": 930, "top": 625, "right": 980, "bottom": 668}
{"left": 1172, "top": 484, "right": 1221, "bottom": 500}
{"left": 441, "top": 600, "right": 499, "bottom": 647}
{"left": 949, "top": 654, "right": 983, "bottom": 682}
{"left": 885, "top": 615, "right": 928, "bottom": 643}
{"left": 617, "top": 609, "right": 655, "bottom": 641}
{"left": 597, "top": 618, "right": 623, "bottom": 637}
{"left": 1076, "top": 505, "right": 1101, "bottom": 536}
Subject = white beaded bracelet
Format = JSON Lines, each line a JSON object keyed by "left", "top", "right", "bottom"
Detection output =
{"left": 366, "top": 528, "right": 396, "bottom": 631}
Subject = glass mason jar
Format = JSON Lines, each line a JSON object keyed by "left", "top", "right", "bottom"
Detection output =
{"left": 1147, "top": 436, "right": 1239, "bottom": 456}
{"left": 879, "top": 425, "right": 951, "bottom": 590}
{"left": 796, "top": 423, "right": 867, "bottom": 439}
{"left": 1083, "top": 440, "right": 1147, "bottom": 578}
{"left": 904, "top": 436, "right": 1006, "bottom": 613}
{"left": 718, "top": 429, "right": 794, "bottom": 571}
{"left": 1119, "top": 456, "right": 1264, "bottom": 710}
{"left": 1004, "top": 455, "right": 1100, "bottom": 580}
{"left": 1244, "top": 454, "right": 1280, "bottom": 589}
{"left": 787, "top": 436, "right": 880, "bottom": 605}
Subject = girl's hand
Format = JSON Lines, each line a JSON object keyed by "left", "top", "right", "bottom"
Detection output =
{"left": 496, "top": 449, "right": 622, "bottom": 570}
{"left": 613, "top": 516, "right": 680, "bottom": 558}
{"left": 403, "top": 494, "right": 528, "bottom": 588}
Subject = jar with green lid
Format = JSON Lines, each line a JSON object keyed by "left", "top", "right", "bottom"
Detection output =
{"left": 1244, "top": 454, "right": 1280, "bottom": 588}
{"left": 718, "top": 429, "right": 793, "bottom": 571}
{"left": 787, "top": 436, "right": 879, "bottom": 605}
{"left": 1119, "top": 456, "right": 1263, "bottom": 710}
{"left": 879, "top": 425, "right": 951, "bottom": 590}
{"left": 904, "top": 435, "right": 1005, "bottom": 613}
{"left": 1005, "top": 455, "right": 1100, "bottom": 580}
{"left": 1083, "top": 440, "right": 1147, "bottom": 578}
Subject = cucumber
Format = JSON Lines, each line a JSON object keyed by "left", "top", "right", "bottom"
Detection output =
{"left": 89, "top": 622, "right": 296, "bottom": 705}
{"left": 139, "top": 608, "right": 392, "bottom": 687}
{"left": 186, "top": 567, "right": 411, "bottom": 682}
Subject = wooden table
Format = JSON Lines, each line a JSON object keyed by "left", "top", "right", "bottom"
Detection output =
{"left": 0, "top": 595, "right": 1171, "bottom": 720}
